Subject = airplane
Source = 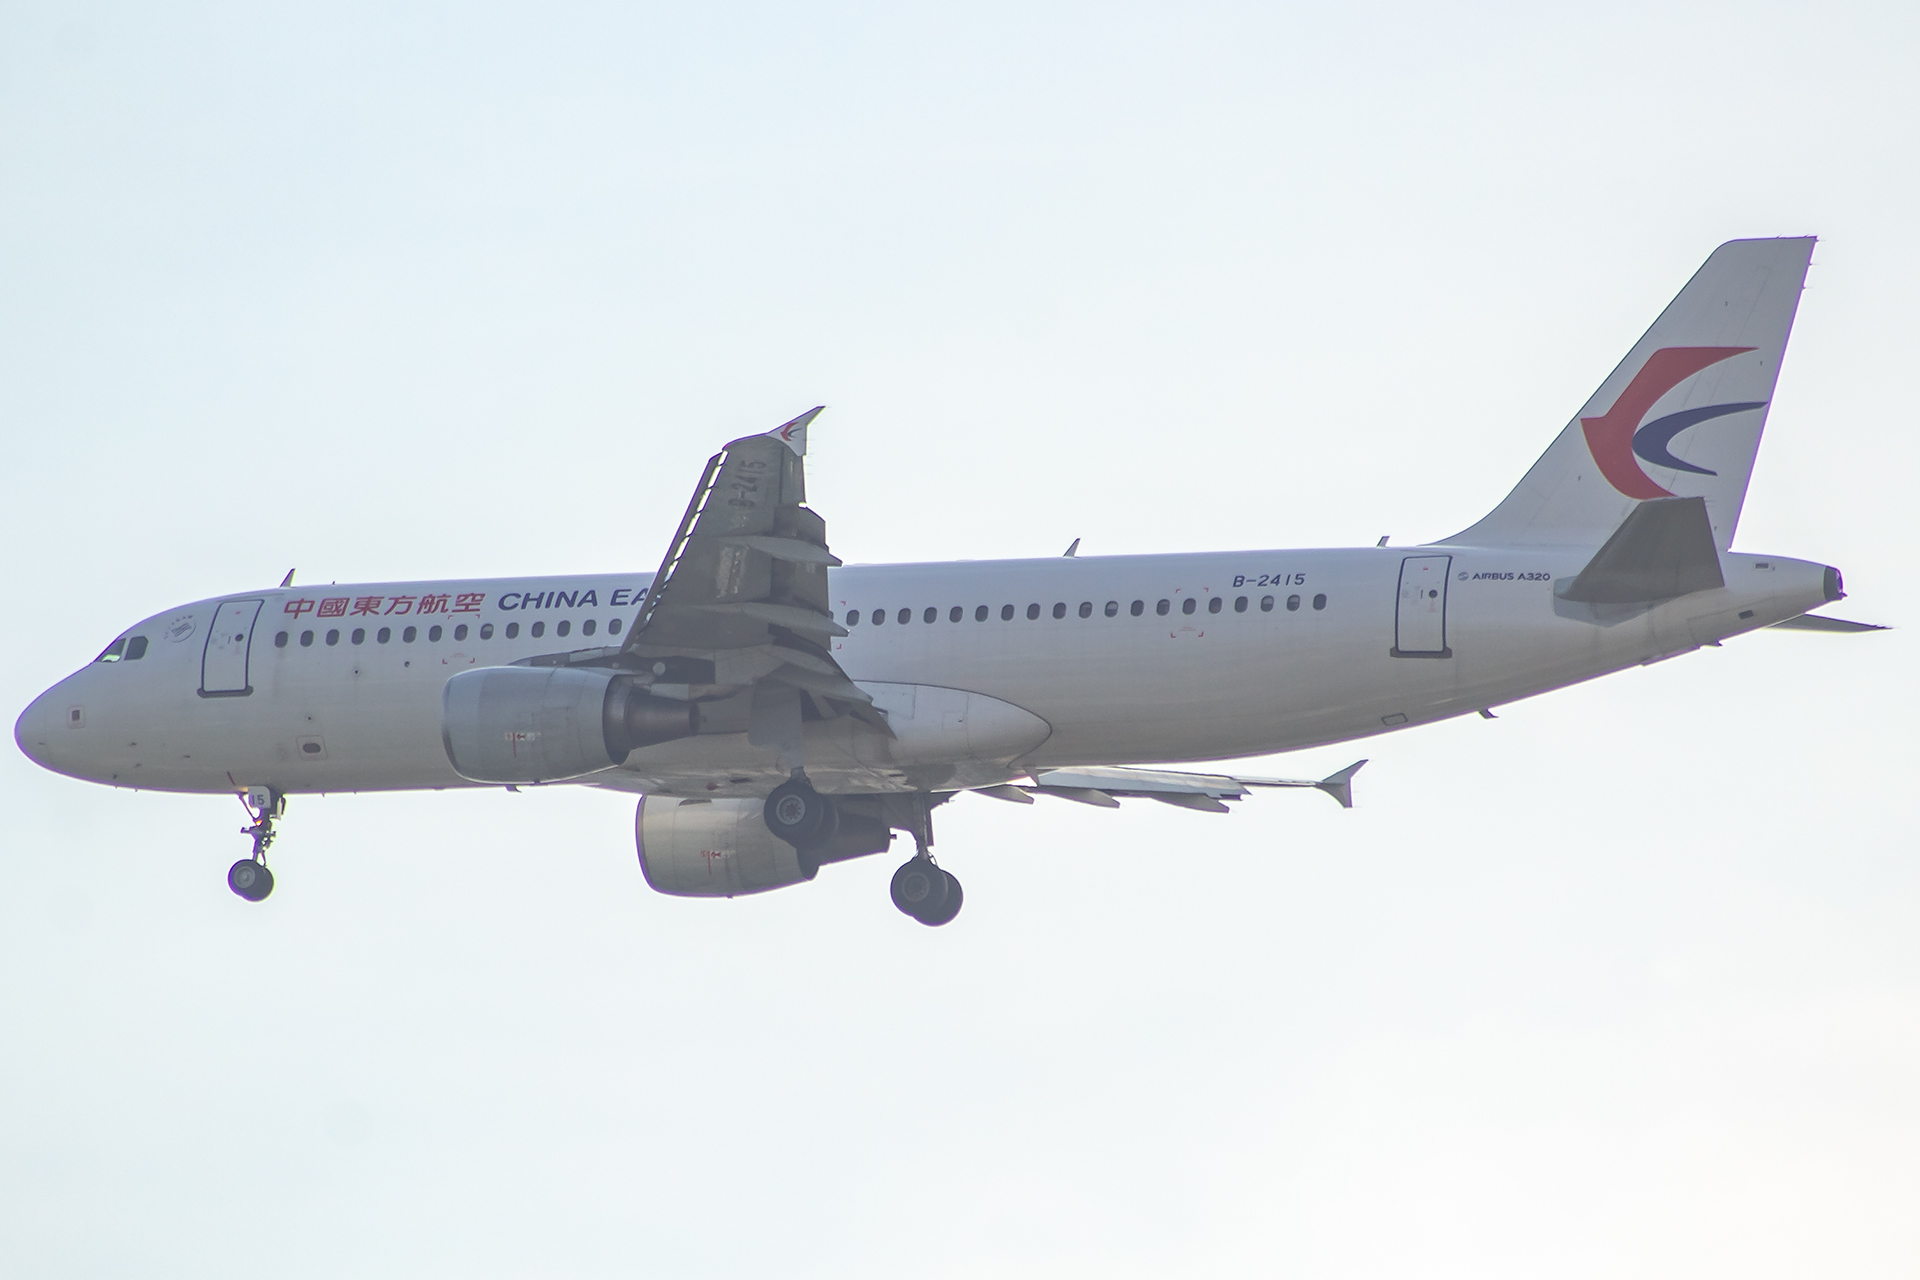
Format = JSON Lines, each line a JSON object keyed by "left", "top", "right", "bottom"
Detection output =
{"left": 15, "top": 236, "right": 1886, "bottom": 925}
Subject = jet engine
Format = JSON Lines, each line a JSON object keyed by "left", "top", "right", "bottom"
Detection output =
{"left": 442, "top": 666, "right": 698, "bottom": 784}
{"left": 638, "top": 794, "right": 894, "bottom": 897}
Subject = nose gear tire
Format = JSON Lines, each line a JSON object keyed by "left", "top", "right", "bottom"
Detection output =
{"left": 228, "top": 859, "right": 274, "bottom": 902}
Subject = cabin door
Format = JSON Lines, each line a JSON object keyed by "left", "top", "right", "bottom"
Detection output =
{"left": 1392, "top": 556, "right": 1452, "bottom": 658}
{"left": 200, "top": 599, "right": 264, "bottom": 696}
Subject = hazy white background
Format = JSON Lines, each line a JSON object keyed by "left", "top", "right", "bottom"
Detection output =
{"left": 3, "top": 2, "right": 1916, "bottom": 1276}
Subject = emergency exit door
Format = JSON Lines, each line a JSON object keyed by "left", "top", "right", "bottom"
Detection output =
{"left": 1392, "top": 556, "right": 1452, "bottom": 658}
{"left": 200, "top": 599, "right": 264, "bottom": 696}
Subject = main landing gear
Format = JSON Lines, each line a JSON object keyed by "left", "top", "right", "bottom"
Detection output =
{"left": 762, "top": 775, "right": 963, "bottom": 927}
{"left": 764, "top": 776, "right": 838, "bottom": 846}
{"left": 890, "top": 855, "right": 962, "bottom": 927}
{"left": 228, "top": 786, "right": 282, "bottom": 903}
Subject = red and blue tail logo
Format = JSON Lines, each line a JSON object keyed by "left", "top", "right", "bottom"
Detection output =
{"left": 1581, "top": 347, "right": 1767, "bottom": 499}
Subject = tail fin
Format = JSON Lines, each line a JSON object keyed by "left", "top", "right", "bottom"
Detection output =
{"left": 1445, "top": 237, "right": 1815, "bottom": 550}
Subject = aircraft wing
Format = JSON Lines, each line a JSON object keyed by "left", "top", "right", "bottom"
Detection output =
{"left": 972, "top": 761, "right": 1366, "bottom": 811}
{"left": 527, "top": 408, "right": 882, "bottom": 728}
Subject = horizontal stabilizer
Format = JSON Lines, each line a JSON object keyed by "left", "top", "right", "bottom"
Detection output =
{"left": 1768, "top": 613, "right": 1890, "bottom": 633}
{"left": 1556, "top": 496, "right": 1724, "bottom": 604}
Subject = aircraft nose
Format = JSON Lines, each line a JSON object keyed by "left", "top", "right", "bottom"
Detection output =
{"left": 15, "top": 679, "right": 75, "bottom": 773}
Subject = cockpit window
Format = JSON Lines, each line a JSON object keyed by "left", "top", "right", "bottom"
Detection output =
{"left": 94, "top": 635, "right": 151, "bottom": 662}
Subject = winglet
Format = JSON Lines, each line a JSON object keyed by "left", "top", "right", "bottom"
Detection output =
{"left": 1315, "top": 760, "right": 1367, "bottom": 809}
{"left": 766, "top": 406, "right": 824, "bottom": 456}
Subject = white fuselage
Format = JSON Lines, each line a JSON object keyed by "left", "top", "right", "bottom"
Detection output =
{"left": 16, "top": 544, "right": 1833, "bottom": 799}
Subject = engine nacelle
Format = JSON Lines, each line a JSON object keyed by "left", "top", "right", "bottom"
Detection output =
{"left": 442, "top": 666, "right": 698, "bottom": 784}
{"left": 637, "top": 794, "right": 896, "bottom": 897}
{"left": 637, "top": 796, "right": 814, "bottom": 897}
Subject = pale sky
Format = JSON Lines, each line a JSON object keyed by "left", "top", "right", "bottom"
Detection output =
{"left": 3, "top": 2, "right": 1916, "bottom": 1277}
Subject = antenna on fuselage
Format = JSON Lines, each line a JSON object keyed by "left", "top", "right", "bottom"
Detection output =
{"left": 279, "top": 568, "right": 295, "bottom": 587}
{"left": 1062, "top": 538, "right": 1080, "bottom": 557}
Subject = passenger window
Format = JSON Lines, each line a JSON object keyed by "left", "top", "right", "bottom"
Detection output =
{"left": 924, "top": 607, "right": 937, "bottom": 624}
{"left": 1105, "top": 601, "right": 1118, "bottom": 617}
{"left": 326, "top": 629, "right": 340, "bottom": 646}
{"left": 1313, "top": 593, "right": 1328, "bottom": 610}
{"left": 95, "top": 638, "right": 127, "bottom": 663}
{"left": 1207, "top": 597, "right": 1223, "bottom": 614}
{"left": 403, "top": 626, "right": 417, "bottom": 643}
{"left": 1002, "top": 605, "right": 1015, "bottom": 621}
{"left": 1052, "top": 602, "right": 1066, "bottom": 619}
{"left": 950, "top": 606, "right": 962, "bottom": 622}
{"left": 1131, "top": 600, "right": 1144, "bottom": 616}
{"left": 1078, "top": 602, "right": 1092, "bottom": 618}
{"left": 897, "top": 608, "right": 911, "bottom": 625}
{"left": 126, "top": 636, "right": 148, "bottom": 659}
{"left": 1182, "top": 598, "right": 1197, "bottom": 615}
{"left": 846, "top": 610, "right": 860, "bottom": 625}
{"left": 1156, "top": 599, "right": 1170, "bottom": 616}
{"left": 429, "top": 624, "right": 444, "bottom": 641}
{"left": 1234, "top": 596, "right": 1248, "bottom": 613}
{"left": 479, "top": 624, "right": 493, "bottom": 640}
{"left": 352, "top": 628, "right": 366, "bottom": 645}
{"left": 300, "top": 630, "right": 315, "bottom": 647}
{"left": 454, "top": 624, "right": 469, "bottom": 641}
{"left": 506, "top": 623, "right": 520, "bottom": 639}
{"left": 377, "top": 627, "right": 392, "bottom": 644}
{"left": 1026, "top": 603, "right": 1041, "bottom": 620}
{"left": 1287, "top": 594, "right": 1301, "bottom": 612}
{"left": 582, "top": 619, "right": 596, "bottom": 636}
{"left": 608, "top": 617, "right": 623, "bottom": 634}
{"left": 1260, "top": 596, "right": 1274, "bottom": 612}
{"left": 557, "top": 620, "right": 571, "bottom": 637}
{"left": 531, "top": 621, "right": 545, "bottom": 638}
{"left": 975, "top": 605, "right": 989, "bottom": 622}
{"left": 274, "top": 631, "right": 289, "bottom": 648}
{"left": 872, "top": 609, "right": 885, "bottom": 626}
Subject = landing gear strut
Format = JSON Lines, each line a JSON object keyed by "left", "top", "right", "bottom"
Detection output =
{"left": 228, "top": 786, "right": 281, "bottom": 902}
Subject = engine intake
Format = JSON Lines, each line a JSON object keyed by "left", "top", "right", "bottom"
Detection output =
{"left": 442, "top": 667, "right": 699, "bottom": 784}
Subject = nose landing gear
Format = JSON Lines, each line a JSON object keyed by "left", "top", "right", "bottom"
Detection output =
{"left": 228, "top": 786, "right": 282, "bottom": 902}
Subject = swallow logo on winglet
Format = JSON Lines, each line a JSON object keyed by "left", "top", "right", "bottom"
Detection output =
{"left": 1581, "top": 347, "right": 1766, "bottom": 498}
{"left": 766, "top": 406, "right": 824, "bottom": 456}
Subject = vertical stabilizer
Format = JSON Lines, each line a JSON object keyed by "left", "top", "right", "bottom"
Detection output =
{"left": 1444, "top": 237, "right": 1814, "bottom": 550}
